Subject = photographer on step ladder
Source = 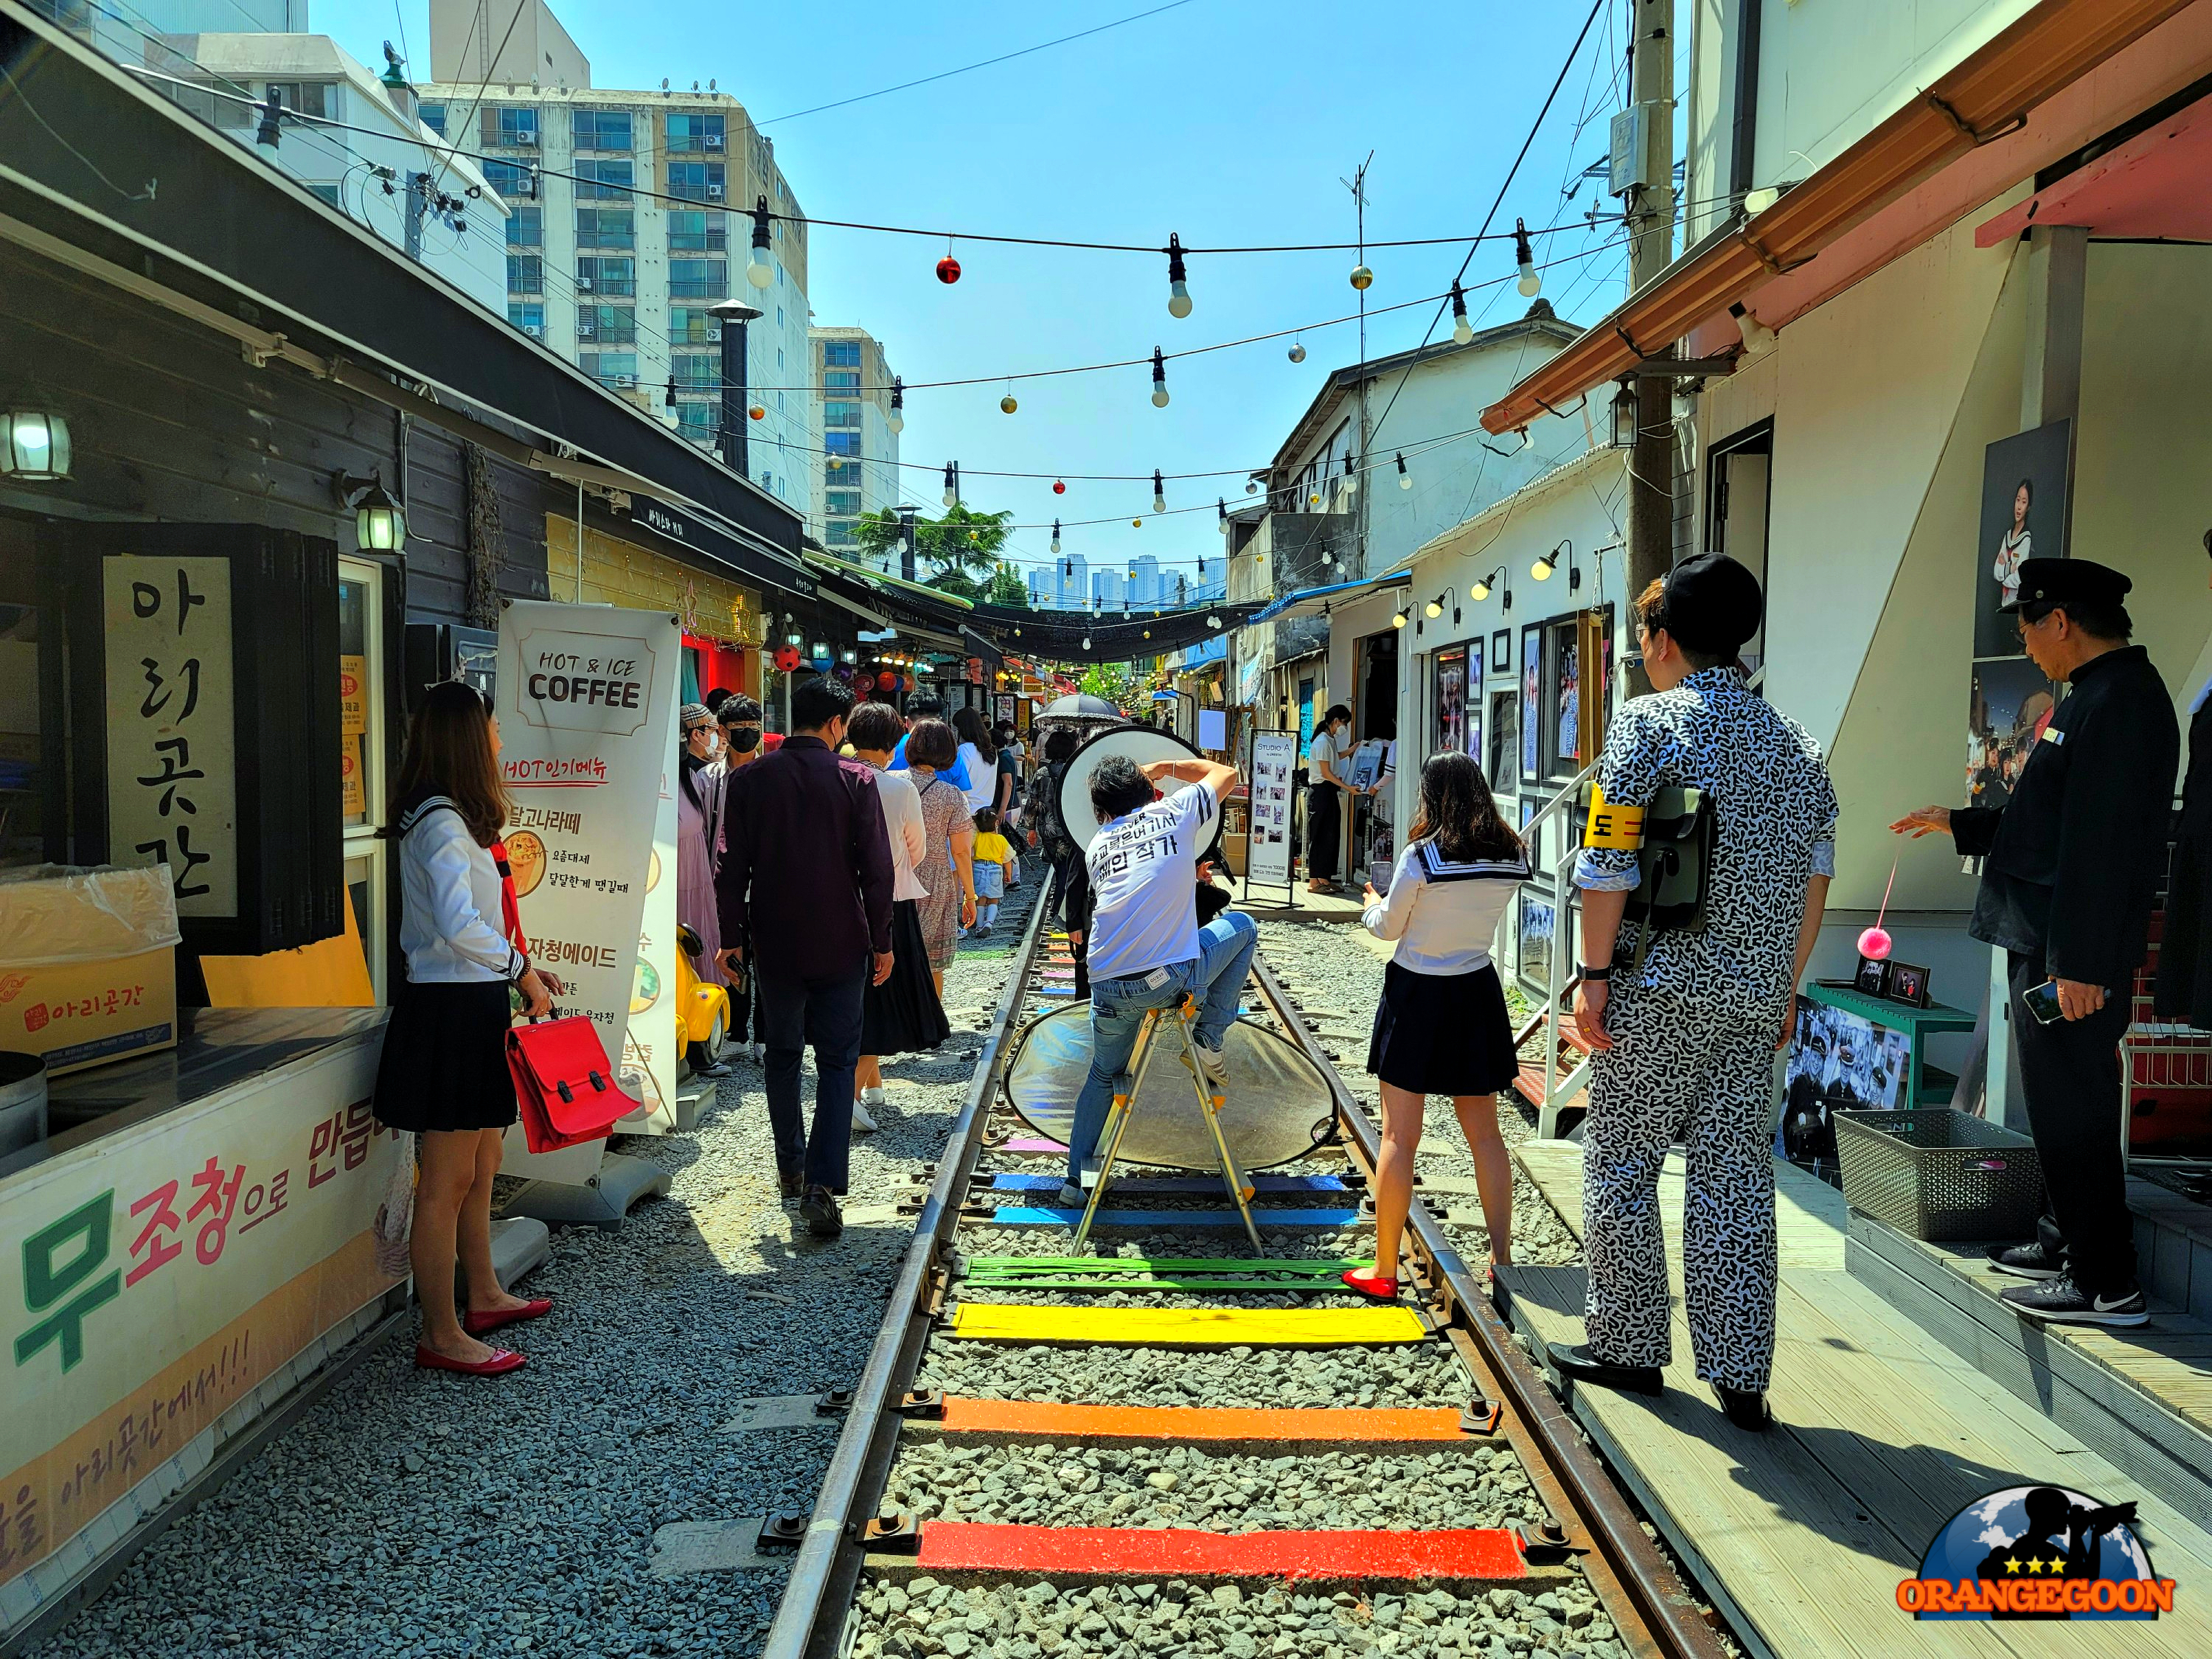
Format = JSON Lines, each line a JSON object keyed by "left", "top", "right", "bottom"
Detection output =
{"left": 1060, "top": 751, "right": 1256, "bottom": 1208}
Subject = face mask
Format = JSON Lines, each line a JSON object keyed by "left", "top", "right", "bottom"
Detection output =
{"left": 724, "top": 724, "right": 763, "bottom": 754}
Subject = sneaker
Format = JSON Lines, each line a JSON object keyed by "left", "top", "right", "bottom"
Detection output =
{"left": 799, "top": 1186, "right": 844, "bottom": 1239}
{"left": 1054, "top": 1182, "right": 1085, "bottom": 1208}
{"left": 860, "top": 1085, "right": 887, "bottom": 1107}
{"left": 2000, "top": 1274, "right": 2148, "bottom": 1327}
{"left": 777, "top": 1166, "right": 803, "bottom": 1203}
{"left": 972, "top": 925, "right": 992, "bottom": 940}
{"left": 1190, "top": 1036, "right": 1230, "bottom": 1088}
{"left": 1986, "top": 1239, "right": 2063, "bottom": 1281}
{"left": 852, "top": 1098, "right": 878, "bottom": 1133}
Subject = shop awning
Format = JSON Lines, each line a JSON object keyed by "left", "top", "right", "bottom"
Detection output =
{"left": 1245, "top": 569, "right": 1413, "bottom": 627}
{"left": 1975, "top": 87, "right": 2212, "bottom": 243}
{"left": 1480, "top": 0, "right": 2197, "bottom": 435}
{"left": 802, "top": 550, "right": 976, "bottom": 610}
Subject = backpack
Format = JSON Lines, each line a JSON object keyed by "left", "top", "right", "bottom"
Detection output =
{"left": 1026, "top": 759, "right": 1077, "bottom": 859}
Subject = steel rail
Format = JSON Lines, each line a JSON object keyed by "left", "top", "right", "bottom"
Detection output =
{"left": 759, "top": 900, "right": 1051, "bottom": 1659}
{"left": 1246, "top": 955, "right": 1729, "bottom": 1659}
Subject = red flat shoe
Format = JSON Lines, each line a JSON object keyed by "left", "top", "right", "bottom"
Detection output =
{"left": 1340, "top": 1270, "right": 1399, "bottom": 1301}
{"left": 414, "top": 1343, "right": 526, "bottom": 1375}
{"left": 462, "top": 1298, "right": 552, "bottom": 1336}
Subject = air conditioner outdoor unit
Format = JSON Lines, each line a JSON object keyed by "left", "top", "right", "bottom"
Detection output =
{"left": 705, "top": 133, "right": 723, "bottom": 148}
{"left": 706, "top": 325, "right": 722, "bottom": 341}
{"left": 577, "top": 276, "right": 593, "bottom": 290}
{"left": 614, "top": 374, "right": 637, "bottom": 389}
{"left": 515, "top": 132, "right": 538, "bottom": 146}
{"left": 706, "top": 183, "right": 725, "bottom": 199}
{"left": 577, "top": 321, "right": 595, "bottom": 336}
{"left": 522, "top": 323, "right": 543, "bottom": 338}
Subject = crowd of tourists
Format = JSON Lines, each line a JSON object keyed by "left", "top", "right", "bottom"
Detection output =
{"left": 374, "top": 540, "right": 2197, "bottom": 1423}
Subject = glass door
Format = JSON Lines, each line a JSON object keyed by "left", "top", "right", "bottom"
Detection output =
{"left": 338, "top": 560, "right": 389, "bottom": 1001}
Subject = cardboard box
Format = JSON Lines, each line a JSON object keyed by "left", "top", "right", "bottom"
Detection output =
{"left": 0, "top": 866, "right": 181, "bottom": 1076}
{"left": 0, "top": 948, "right": 177, "bottom": 1074}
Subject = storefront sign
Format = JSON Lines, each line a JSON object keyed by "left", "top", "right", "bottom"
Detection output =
{"left": 627, "top": 495, "right": 816, "bottom": 599}
{"left": 102, "top": 557, "right": 238, "bottom": 917}
{"left": 619, "top": 731, "right": 681, "bottom": 1135}
{"left": 0, "top": 1026, "right": 400, "bottom": 1613}
{"left": 1247, "top": 731, "right": 1299, "bottom": 889}
{"left": 338, "top": 654, "right": 368, "bottom": 737}
{"left": 495, "top": 602, "right": 679, "bottom": 1120}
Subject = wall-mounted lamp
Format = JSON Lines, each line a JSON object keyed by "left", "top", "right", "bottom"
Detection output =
{"left": 1531, "top": 540, "right": 1578, "bottom": 589}
{"left": 1470, "top": 565, "right": 1508, "bottom": 605}
{"left": 334, "top": 470, "right": 406, "bottom": 550}
{"left": 1, "top": 408, "right": 72, "bottom": 480}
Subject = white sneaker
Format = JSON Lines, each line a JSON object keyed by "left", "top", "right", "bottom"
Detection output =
{"left": 1191, "top": 1037, "right": 1230, "bottom": 1087}
{"left": 860, "top": 1085, "right": 886, "bottom": 1107}
{"left": 852, "top": 1098, "right": 878, "bottom": 1133}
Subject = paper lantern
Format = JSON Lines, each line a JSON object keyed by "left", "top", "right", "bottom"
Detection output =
{"left": 773, "top": 644, "right": 801, "bottom": 673}
{"left": 880, "top": 671, "right": 902, "bottom": 695}
{"left": 855, "top": 672, "right": 877, "bottom": 694}
{"left": 833, "top": 664, "right": 854, "bottom": 682}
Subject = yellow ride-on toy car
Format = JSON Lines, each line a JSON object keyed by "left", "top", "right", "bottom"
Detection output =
{"left": 675, "top": 922, "right": 732, "bottom": 1074}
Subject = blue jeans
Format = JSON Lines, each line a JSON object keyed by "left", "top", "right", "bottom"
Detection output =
{"left": 1066, "top": 911, "right": 1259, "bottom": 1183}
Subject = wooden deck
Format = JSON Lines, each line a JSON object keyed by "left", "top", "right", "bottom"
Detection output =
{"left": 1496, "top": 1140, "right": 2212, "bottom": 1659}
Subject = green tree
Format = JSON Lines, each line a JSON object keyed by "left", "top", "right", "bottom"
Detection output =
{"left": 982, "top": 563, "right": 1029, "bottom": 610}
{"left": 1077, "top": 661, "right": 1144, "bottom": 712}
{"left": 851, "top": 504, "right": 1014, "bottom": 598}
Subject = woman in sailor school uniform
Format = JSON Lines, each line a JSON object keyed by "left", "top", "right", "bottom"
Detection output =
{"left": 1346, "top": 751, "right": 1530, "bottom": 1298}
{"left": 375, "top": 682, "right": 563, "bottom": 1377}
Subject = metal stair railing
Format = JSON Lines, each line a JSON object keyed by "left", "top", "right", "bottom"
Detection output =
{"left": 1517, "top": 757, "right": 1599, "bottom": 1138}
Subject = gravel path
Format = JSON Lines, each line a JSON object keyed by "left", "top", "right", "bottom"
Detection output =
{"left": 35, "top": 891, "right": 1039, "bottom": 1659}
{"left": 855, "top": 1579, "right": 1624, "bottom": 1659}
{"left": 917, "top": 1339, "right": 1473, "bottom": 1411}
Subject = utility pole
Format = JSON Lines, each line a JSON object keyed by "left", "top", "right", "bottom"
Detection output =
{"left": 403, "top": 170, "right": 430, "bottom": 264}
{"left": 1622, "top": 0, "right": 1677, "bottom": 693}
{"left": 1341, "top": 154, "right": 1374, "bottom": 587}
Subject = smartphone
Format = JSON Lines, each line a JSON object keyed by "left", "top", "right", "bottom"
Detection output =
{"left": 2020, "top": 978, "right": 2066, "bottom": 1025}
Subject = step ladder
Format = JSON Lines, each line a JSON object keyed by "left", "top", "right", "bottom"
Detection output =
{"left": 1073, "top": 996, "right": 1264, "bottom": 1255}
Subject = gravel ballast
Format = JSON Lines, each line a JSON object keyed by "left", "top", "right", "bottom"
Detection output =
{"left": 34, "top": 895, "right": 1038, "bottom": 1659}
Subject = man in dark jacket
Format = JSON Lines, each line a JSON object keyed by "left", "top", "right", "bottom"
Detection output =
{"left": 1894, "top": 558, "right": 2179, "bottom": 1326}
{"left": 718, "top": 676, "right": 894, "bottom": 1237}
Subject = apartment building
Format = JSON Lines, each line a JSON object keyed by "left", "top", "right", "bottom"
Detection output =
{"left": 419, "top": 0, "right": 815, "bottom": 523}
{"left": 29, "top": 1, "right": 512, "bottom": 310}
{"left": 808, "top": 326, "right": 902, "bottom": 558}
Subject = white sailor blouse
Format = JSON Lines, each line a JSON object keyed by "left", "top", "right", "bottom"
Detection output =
{"left": 1363, "top": 839, "right": 1531, "bottom": 975}
{"left": 1571, "top": 667, "right": 1837, "bottom": 1025}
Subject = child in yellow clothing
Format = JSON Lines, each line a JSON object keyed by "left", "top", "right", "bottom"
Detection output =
{"left": 970, "top": 810, "right": 1017, "bottom": 938}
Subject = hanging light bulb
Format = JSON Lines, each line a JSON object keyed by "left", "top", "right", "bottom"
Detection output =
{"left": 1349, "top": 264, "right": 1373, "bottom": 291}
{"left": 1308, "top": 491, "right": 1321, "bottom": 507}
{"left": 1425, "top": 596, "right": 1444, "bottom": 620}
{"left": 1197, "top": 552, "right": 1208, "bottom": 576}
{"left": 746, "top": 197, "right": 776, "bottom": 289}
{"left": 664, "top": 376, "right": 677, "bottom": 408}
{"left": 1471, "top": 577, "right": 1489, "bottom": 602}
{"left": 1245, "top": 479, "right": 1259, "bottom": 494}
{"left": 1287, "top": 339, "right": 1307, "bottom": 364}
{"left": 1152, "top": 470, "right": 1166, "bottom": 514}
{"left": 1165, "top": 232, "right": 1192, "bottom": 318}
{"left": 1395, "top": 452, "right": 1411, "bottom": 490}
{"left": 1132, "top": 518, "right": 1143, "bottom": 528}
{"left": 1053, "top": 479, "right": 1067, "bottom": 494}
{"left": 1729, "top": 300, "right": 1775, "bottom": 356}
{"left": 1514, "top": 217, "right": 1541, "bottom": 297}
{"left": 255, "top": 88, "right": 283, "bottom": 147}
{"left": 1516, "top": 427, "right": 1534, "bottom": 452}
{"left": 1051, "top": 520, "right": 1062, "bottom": 554}
{"left": 1206, "top": 613, "right": 1222, "bottom": 629}
{"left": 1001, "top": 391, "right": 1018, "bottom": 414}
{"left": 936, "top": 241, "right": 962, "bottom": 284}
{"left": 1150, "top": 348, "right": 1169, "bottom": 408}
{"left": 1450, "top": 279, "right": 1473, "bottom": 345}
{"left": 1341, "top": 453, "right": 1357, "bottom": 497}
{"left": 942, "top": 461, "right": 959, "bottom": 509}
{"left": 888, "top": 377, "right": 905, "bottom": 434}
{"left": 1217, "top": 498, "right": 1228, "bottom": 530}
{"left": 1610, "top": 380, "right": 1638, "bottom": 449}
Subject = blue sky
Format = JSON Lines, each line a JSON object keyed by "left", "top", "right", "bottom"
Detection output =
{"left": 316, "top": 0, "right": 1638, "bottom": 582}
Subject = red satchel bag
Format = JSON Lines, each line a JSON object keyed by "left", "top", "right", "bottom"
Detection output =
{"left": 506, "top": 1015, "right": 638, "bottom": 1152}
{"left": 490, "top": 838, "right": 639, "bottom": 1153}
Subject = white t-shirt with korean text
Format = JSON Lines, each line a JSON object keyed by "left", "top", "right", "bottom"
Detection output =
{"left": 1084, "top": 784, "right": 1215, "bottom": 981}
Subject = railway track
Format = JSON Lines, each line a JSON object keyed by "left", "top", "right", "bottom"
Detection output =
{"left": 759, "top": 905, "right": 1732, "bottom": 1659}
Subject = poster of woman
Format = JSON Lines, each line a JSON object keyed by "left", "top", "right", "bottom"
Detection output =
{"left": 1520, "top": 623, "right": 1543, "bottom": 782}
{"left": 1433, "top": 647, "right": 1467, "bottom": 757}
{"left": 1975, "top": 421, "right": 2071, "bottom": 658}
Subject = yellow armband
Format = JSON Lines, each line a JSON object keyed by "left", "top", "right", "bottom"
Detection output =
{"left": 1585, "top": 785, "right": 1646, "bottom": 850}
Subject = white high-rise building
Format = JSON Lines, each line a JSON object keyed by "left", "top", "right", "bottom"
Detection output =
{"left": 809, "top": 326, "right": 900, "bottom": 560}
{"left": 419, "top": 0, "right": 816, "bottom": 521}
{"left": 1129, "top": 554, "right": 1161, "bottom": 607}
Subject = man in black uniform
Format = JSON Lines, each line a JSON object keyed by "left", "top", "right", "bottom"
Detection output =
{"left": 1893, "top": 558, "right": 2177, "bottom": 1327}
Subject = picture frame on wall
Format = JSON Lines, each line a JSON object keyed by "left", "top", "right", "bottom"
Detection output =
{"left": 1519, "top": 623, "right": 1543, "bottom": 784}
{"left": 1492, "top": 629, "right": 1512, "bottom": 675}
{"left": 1488, "top": 689, "right": 1517, "bottom": 790}
{"left": 1516, "top": 888, "right": 1557, "bottom": 1001}
{"left": 1433, "top": 645, "right": 1469, "bottom": 758}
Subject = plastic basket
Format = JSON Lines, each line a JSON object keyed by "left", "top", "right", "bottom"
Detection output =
{"left": 1833, "top": 1109, "right": 2045, "bottom": 1242}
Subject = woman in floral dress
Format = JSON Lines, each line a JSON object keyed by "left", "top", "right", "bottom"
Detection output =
{"left": 904, "top": 718, "right": 976, "bottom": 996}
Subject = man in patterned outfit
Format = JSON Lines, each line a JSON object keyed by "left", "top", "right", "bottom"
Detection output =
{"left": 1549, "top": 554, "right": 1837, "bottom": 1432}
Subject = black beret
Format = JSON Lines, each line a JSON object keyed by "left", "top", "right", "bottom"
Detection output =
{"left": 1658, "top": 553, "right": 1764, "bottom": 655}
{"left": 2000, "top": 557, "right": 2132, "bottom": 614}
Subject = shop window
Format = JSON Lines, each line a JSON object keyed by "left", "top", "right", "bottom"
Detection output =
{"left": 1705, "top": 420, "right": 1772, "bottom": 675}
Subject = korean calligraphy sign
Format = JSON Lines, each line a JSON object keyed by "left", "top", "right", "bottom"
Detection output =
{"left": 102, "top": 557, "right": 238, "bottom": 917}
